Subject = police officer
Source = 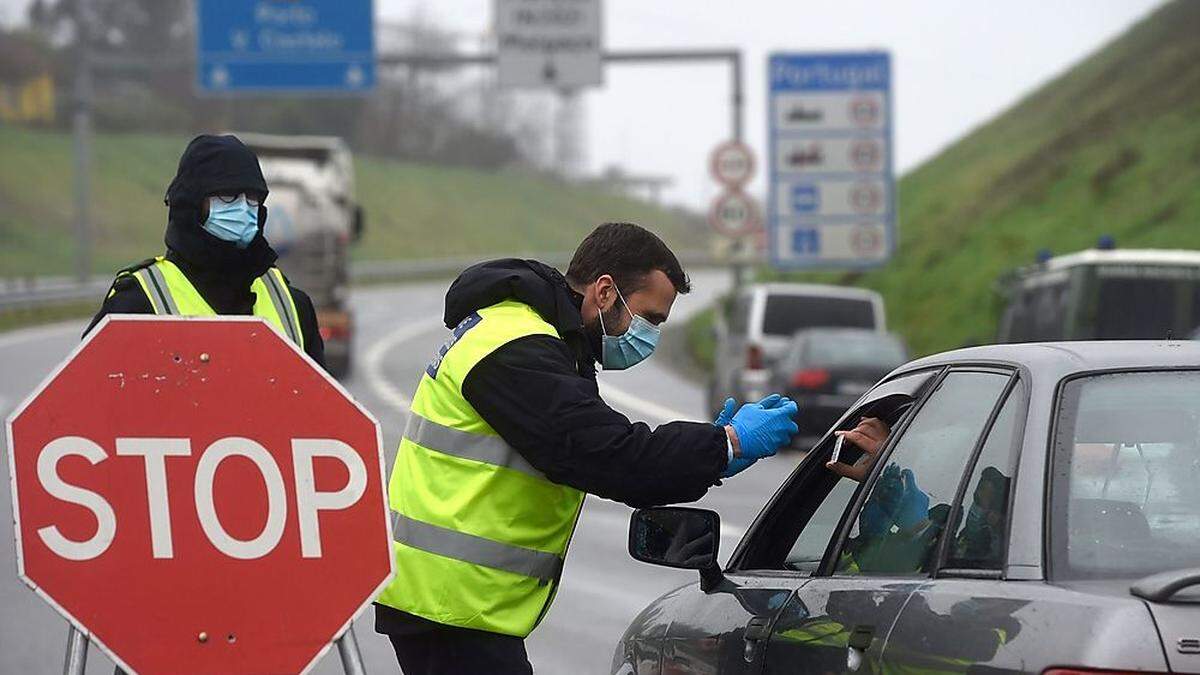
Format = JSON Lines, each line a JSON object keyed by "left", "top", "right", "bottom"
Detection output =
{"left": 374, "top": 222, "right": 799, "bottom": 674}
{"left": 84, "top": 134, "right": 324, "bottom": 366}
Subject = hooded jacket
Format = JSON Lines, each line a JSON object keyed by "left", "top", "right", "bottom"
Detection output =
{"left": 84, "top": 135, "right": 324, "bottom": 366}
{"left": 376, "top": 258, "right": 729, "bottom": 638}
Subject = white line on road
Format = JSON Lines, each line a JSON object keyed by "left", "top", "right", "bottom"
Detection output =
{"left": 0, "top": 321, "right": 80, "bottom": 351}
{"left": 596, "top": 380, "right": 695, "bottom": 423}
{"left": 362, "top": 317, "right": 444, "bottom": 412}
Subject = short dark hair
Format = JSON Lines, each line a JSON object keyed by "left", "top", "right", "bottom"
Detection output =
{"left": 566, "top": 222, "right": 691, "bottom": 294}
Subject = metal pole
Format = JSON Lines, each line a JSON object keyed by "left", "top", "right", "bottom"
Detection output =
{"left": 63, "top": 626, "right": 88, "bottom": 675}
{"left": 72, "top": 0, "right": 93, "bottom": 283}
{"left": 336, "top": 626, "right": 366, "bottom": 675}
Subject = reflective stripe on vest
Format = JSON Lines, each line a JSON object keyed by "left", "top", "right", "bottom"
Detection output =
{"left": 122, "top": 257, "right": 304, "bottom": 349}
{"left": 375, "top": 300, "right": 586, "bottom": 638}
{"left": 402, "top": 412, "right": 544, "bottom": 480}
{"left": 391, "top": 511, "right": 563, "bottom": 582}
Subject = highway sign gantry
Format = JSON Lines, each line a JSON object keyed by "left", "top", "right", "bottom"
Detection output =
{"left": 496, "top": 0, "right": 604, "bottom": 89}
{"left": 6, "top": 316, "right": 392, "bottom": 675}
{"left": 767, "top": 52, "right": 894, "bottom": 269}
{"left": 196, "top": 0, "right": 375, "bottom": 94}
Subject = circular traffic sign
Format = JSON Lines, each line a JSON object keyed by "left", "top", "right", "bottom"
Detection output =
{"left": 709, "top": 189, "right": 762, "bottom": 237}
{"left": 6, "top": 316, "right": 392, "bottom": 675}
{"left": 709, "top": 140, "right": 756, "bottom": 187}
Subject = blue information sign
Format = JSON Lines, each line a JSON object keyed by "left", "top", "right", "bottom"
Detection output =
{"left": 196, "top": 0, "right": 375, "bottom": 94}
{"left": 767, "top": 52, "right": 894, "bottom": 269}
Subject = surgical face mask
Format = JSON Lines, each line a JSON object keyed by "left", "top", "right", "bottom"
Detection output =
{"left": 599, "top": 286, "right": 660, "bottom": 370}
{"left": 203, "top": 194, "right": 260, "bottom": 249}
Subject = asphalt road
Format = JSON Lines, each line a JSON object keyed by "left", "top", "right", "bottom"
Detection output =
{"left": 0, "top": 270, "right": 800, "bottom": 674}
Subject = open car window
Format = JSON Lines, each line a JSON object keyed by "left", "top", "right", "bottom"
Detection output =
{"left": 730, "top": 369, "right": 941, "bottom": 573}
{"left": 833, "top": 370, "right": 1013, "bottom": 577}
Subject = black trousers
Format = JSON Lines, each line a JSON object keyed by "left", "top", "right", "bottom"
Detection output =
{"left": 386, "top": 626, "right": 533, "bottom": 675}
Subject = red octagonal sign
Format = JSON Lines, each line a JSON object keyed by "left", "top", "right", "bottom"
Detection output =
{"left": 6, "top": 316, "right": 393, "bottom": 674}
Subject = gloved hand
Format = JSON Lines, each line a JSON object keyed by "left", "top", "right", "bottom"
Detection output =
{"left": 713, "top": 397, "right": 738, "bottom": 426}
{"left": 894, "top": 468, "right": 930, "bottom": 530}
{"left": 729, "top": 397, "right": 799, "bottom": 460}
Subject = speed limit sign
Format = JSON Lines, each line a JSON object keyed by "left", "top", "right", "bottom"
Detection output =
{"left": 709, "top": 141, "right": 755, "bottom": 188}
{"left": 709, "top": 190, "right": 761, "bottom": 237}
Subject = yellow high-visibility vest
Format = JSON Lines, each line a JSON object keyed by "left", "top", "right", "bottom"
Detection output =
{"left": 116, "top": 256, "right": 305, "bottom": 349}
{"left": 375, "top": 299, "right": 586, "bottom": 637}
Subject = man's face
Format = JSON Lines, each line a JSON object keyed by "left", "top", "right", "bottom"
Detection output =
{"left": 582, "top": 269, "right": 677, "bottom": 336}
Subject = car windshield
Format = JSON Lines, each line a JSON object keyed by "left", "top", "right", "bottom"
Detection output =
{"left": 763, "top": 294, "right": 876, "bottom": 336}
{"left": 805, "top": 332, "right": 906, "bottom": 368}
{"left": 1051, "top": 370, "right": 1200, "bottom": 579}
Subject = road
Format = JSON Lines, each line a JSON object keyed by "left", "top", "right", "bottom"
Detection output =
{"left": 0, "top": 270, "right": 800, "bottom": 674}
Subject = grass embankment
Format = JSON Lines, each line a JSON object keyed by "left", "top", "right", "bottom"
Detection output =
{"left": 693, "top": 0, "right": 1200, "bottom": 361}
{"left": 0, "top": 127, "right": 701, "bottom": 278}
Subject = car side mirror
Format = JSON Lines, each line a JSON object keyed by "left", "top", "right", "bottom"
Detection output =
{"left": 628, "top": 507, "right": 725, "bottom": 591}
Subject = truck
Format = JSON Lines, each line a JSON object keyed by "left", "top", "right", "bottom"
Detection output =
{"left": 237, "top": 133, "right": 364, "bottom": 378}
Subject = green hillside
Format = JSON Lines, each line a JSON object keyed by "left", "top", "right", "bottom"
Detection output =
{"left": 804, "top": 0, "right": 1200, "bottom": 355}
{"left": 0, "top": 127, "right": 700, "bottom": 277}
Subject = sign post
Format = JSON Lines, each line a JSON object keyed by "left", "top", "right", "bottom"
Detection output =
{"left": 495, "top": 0, "right": 604, "bottom": 89}
{"left": 7, "top": 317, "right": 393, "bottom": 674}
{"left": 195, "top": 0, "right": 376, "bottom": 94}
{"left": 767, "top": 52, "right": 894, "bottom": 269}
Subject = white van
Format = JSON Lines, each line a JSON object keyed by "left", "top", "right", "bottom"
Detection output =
{"left": 708, "top": 283, "right": 886, "bottom": 412}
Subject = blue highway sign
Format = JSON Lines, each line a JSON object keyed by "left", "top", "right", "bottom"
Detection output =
{"left": 196, "top": 0, "right": 375, "bottom": 94}
{"left": 767, "top": 52, "right": 893, "bottom": 269}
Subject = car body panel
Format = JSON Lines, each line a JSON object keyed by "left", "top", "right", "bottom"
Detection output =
{"left": 619, "top": 342, "right": 1200, "bottom": 675}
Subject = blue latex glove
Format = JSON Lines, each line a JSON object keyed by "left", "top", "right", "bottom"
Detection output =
{"left": 714, "top": 397, "right": 737, "bottom": 426}
{"left": 721, "top": 455, "right": 756, "bottom": 478}
{"left": 894, "top": 469, "right": 930, "bottom": 530}
{"left": 729, "top": 398, "right": 800, "bottom": 460}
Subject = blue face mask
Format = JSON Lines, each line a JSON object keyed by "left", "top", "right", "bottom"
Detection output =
{"left": 203, "top": 194, "right": 259, "bottom": 249}
{"left": 600, "top": 287, "right": 661, "bottom": 370}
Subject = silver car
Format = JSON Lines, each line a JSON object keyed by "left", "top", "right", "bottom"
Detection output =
{"left": 617, "top": 341, "right": 1200, "bottom": 674}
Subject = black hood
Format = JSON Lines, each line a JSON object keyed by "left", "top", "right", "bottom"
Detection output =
{"left": 162, "top": 134, "right": 277, "bottom": 297}
{"left": 445, "top": 258, "right": 588, "bottom": 344}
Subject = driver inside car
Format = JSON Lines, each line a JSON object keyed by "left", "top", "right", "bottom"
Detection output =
{"left": 825, "top": 418, "right": 940, "bottom": 573}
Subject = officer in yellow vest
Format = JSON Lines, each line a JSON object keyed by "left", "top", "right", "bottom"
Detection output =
{"left": 374, "top": 223, "right": 799, "bottom": 674}
{"left": 84, "top": 134, "right": 323, "bottom": 365}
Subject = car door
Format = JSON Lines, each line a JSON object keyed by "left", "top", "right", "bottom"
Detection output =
{"left": 697, "top": 369, "right": 940, "bottom": 674}
{"left": 756, "top": 367, "right": 1017, "bottom": 674}
{"left": 879, "top": 378, "right": 1030, "bottom": 672}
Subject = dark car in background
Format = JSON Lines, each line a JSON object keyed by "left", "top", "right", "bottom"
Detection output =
{"left": 771, "top": 328, "right": 907, "bottom": 446}
{"left": 709, "top": 283, "right": 886, "bottom": 414}
{"left": 614, "top": 341, "right": 1200, "bottom": 675}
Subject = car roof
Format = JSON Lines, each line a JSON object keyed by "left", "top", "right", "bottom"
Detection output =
{"left": 746, "top": 282, "right": 883, "bottom": 300}
{"left": 897, "top": 341, "right": 1200, "bottom": 381}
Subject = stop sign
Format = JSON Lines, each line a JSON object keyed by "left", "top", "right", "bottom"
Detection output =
{"left": 6, "top": 316, "right": 393, "bottom": 674}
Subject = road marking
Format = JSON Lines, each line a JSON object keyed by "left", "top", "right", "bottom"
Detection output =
{"left": 0, "top": 321, "right": 81, "bottom": 351}
{"left": 597, "top": 380, "right": 695, "bottom": 423}
{"left": 362, "top": 318, "right": 444, "bottom": 412}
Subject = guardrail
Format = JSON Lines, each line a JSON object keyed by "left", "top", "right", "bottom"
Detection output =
{"left": 1, "top": 250, "right": 723, "bottom": 313}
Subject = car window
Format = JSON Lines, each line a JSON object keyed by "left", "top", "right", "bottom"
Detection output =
{"left": 1051, "top": 370, "right": 1200, "bottom": 579}
{"left": 835, "top": 371, "right": 1011, "bottom": 576}
{"left": 762, "top": 294, "right": 876, "bottom": 336}
{"left": 751, "top": 370, "right": 940, "bottom": 573}
{"left": 946, "top": 388, "right": 1021, "bottom": 570}
{"left": 805, "top": 332, "right": 907, "bottom": 369}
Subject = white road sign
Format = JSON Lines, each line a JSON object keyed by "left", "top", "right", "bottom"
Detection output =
{"left": 768, "top": 52, "right": 894, "bottom": 269}
{"left": 709, "top": 140, "right": 755, "bottom": 187}
{"left": 709, "top": 190, "right": 761, "bottom": 237}
{"left": 495, "top": 0, "right": 603, "bottom": 89}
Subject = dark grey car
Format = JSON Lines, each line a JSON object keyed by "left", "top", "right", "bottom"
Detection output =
{"left": 614, "top": 341, "right": 1200, "bottom": 674}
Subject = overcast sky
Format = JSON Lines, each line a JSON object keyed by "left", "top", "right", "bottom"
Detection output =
{"left": 380, "top": 0, "right": 1162, "bottom": 208}
{"left": 0, "top": 1, "right": 1164, "bottom": 208}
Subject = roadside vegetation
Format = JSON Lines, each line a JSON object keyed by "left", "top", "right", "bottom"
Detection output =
{"left": 690, "top": 0, "right": 1200, "bottom": 363}
{"left": 0, "top": 126, "right": 701, "bottom": 278}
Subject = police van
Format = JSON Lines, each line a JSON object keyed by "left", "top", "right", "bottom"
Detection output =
{"left": 997, "top": 246, "right": 1200, "bottom": 343}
